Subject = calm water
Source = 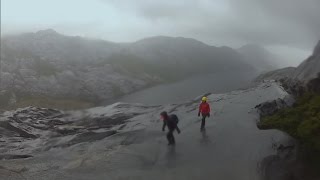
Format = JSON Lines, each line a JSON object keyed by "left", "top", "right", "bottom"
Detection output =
{"left": 116, "top": 72, "right": 255, "bottom": 105}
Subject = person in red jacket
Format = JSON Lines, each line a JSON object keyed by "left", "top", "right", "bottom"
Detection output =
{"left": 198, "top": 96, "right": 211, "bottom": 131}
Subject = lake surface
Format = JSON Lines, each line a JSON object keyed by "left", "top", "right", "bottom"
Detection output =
{"left": 116, "top": 72, "right": 255, "bottom": 105}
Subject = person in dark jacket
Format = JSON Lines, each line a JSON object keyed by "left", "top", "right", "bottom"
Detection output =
{"left": 160, "top": 111, "right": 181, "bottom": 145}
{"left": 198, "top": 96, "right": 211, "bottom": 131}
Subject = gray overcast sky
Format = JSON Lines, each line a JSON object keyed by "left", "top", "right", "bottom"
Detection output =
{"left": 1, "top": 0, "right": 320, "bottom": 66}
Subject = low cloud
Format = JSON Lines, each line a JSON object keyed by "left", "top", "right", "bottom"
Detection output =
{"left": 2, "top": 0, "right": 319, "bottom": 64}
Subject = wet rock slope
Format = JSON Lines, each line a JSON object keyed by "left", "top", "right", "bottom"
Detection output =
{"left": 0, "top": 82, "right": 292, "bottom": 180}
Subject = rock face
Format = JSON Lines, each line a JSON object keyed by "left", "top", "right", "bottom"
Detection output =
{"left": 306, "top": 73, "right": 320, "bottom": 93}
{"left": 315, "top": 40, "right": 320, "bottom": 54}
{"left": 1, "top": 30, "right": 258, "bottom": 107}
{"left": 293, "top": 40, "right": 320, "bottom": 82}
{"left": 255, "top": 95, "right": 295, "bottom": 119}
{"left": 0, "top": 82, "right": 293, "bottom": 180}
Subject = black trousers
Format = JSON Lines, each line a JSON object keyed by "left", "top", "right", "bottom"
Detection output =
{"left": 167, "top": 129, "right": 175, "bottom": 144}
{"left": 201, "top": 115, "right": 208, "bottom": 129}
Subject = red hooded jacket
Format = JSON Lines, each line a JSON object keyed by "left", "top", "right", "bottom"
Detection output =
{"left": 199, "top": 102, "right": 211, "bottom": 115}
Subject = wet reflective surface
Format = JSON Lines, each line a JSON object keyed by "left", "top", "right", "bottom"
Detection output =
{"left": 0, "top": 83, "right": 291, "bottom": 180}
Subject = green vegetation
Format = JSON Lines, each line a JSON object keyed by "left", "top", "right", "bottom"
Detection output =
{"left": 260, "top": 93, "right": 320, "bottom": 153}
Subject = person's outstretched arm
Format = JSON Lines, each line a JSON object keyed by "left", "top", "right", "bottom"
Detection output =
{"left": 162, "top": 120, "right": 166, "bottom": 131}
{"left": 176, "top": 125, "right": 181, "bottom": 134}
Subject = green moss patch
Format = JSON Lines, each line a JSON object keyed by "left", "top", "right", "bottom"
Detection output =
{"left": 260, "top": 93, "right": 320, "bottom": 152}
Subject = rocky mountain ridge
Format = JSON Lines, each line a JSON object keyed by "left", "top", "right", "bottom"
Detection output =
{"left": 1, "top": 29, "right": 266, "bottom": 109}
{"left": 254, "top": 40, "right": 320, "bottom": 84}
{"left": 292, "top": 40, "right": 320, "bottom": 81}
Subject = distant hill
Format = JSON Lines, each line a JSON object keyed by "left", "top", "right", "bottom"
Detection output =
{"left": 238, "top": 44, "right": 280, "bottom": 73}
{"left": 254, "top": 40, "right": 320, "bottom": 83}
{"left": 1, "top": 29, "right": 121, "bottom": 63}
{"left": 128, "top": 36, "right": 256, "bottom": 76}
{"left": 0, "top": 29, "right": 258, "bottom": 109}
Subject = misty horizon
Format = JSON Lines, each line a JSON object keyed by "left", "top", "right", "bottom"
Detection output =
{"left": 1, "top": 28, "right": 314, "bottom": 67}
{"left": 2, "top": 0, "right": 320, "bottom": 66}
